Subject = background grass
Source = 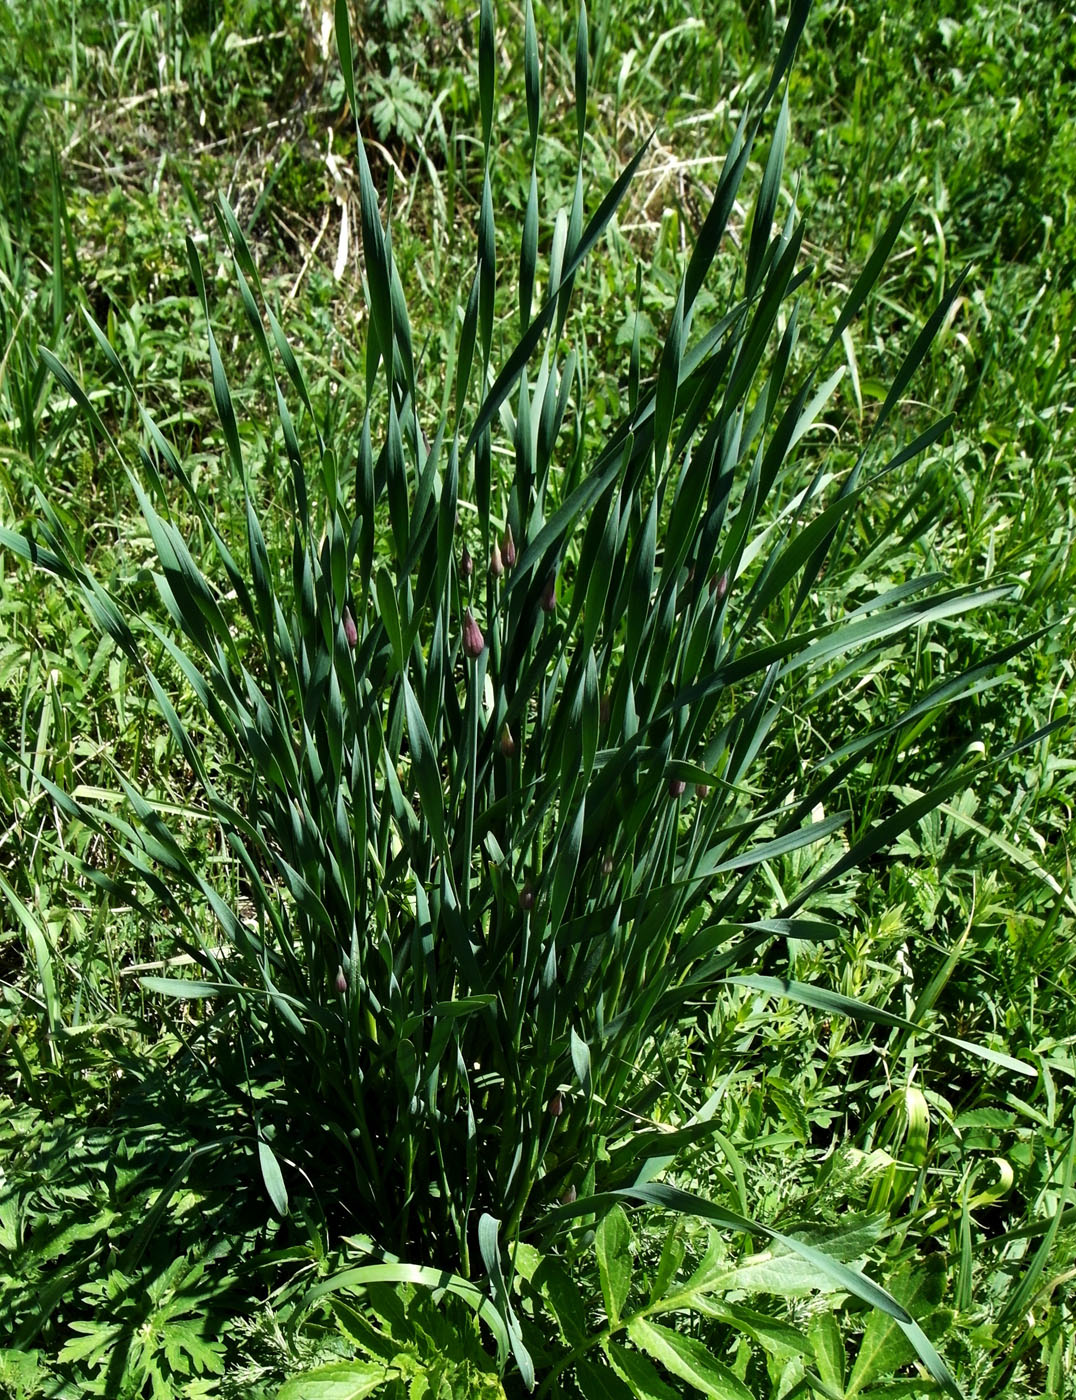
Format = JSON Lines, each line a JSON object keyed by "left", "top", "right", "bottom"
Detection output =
{"left": 1, "top": 0, "right": 1074, "bottom": 1396}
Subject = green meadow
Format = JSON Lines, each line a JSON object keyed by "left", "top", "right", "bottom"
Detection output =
{"left": 1, "top": 1, "right": 1073, "bottom": 1394}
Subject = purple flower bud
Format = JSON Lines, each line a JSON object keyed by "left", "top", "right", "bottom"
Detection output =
{"left": 541, "top": 570, "right": 557, "bottom": 613}
{"left": 548, "top": 1091, "right": 564, "bottom": 1117}
{"left": 460, "top": 544, "right": 474, "bottom": 580}
{"left": 601, "top": 853, "right": 614, "bottom": 876}
{"left": 343, "top": 606, "right": 358, "bottom": 649}
{"left": 490, "top": 540, "right": 504, "bottom": 579}
{"left": 334, "top": 965, "right": 347, "bottom": 995}
{"left": 462, "top": 608, "right": 485, "bottom": 659}
{"left": 519, "top": 880, "right": 535, "bottom": 911}
{"left": 695, "top": 783, "right": 710, "bottom": 799}
{"left": 499, "top": 723, "right": 516, "bottom": 757}
{"left": 561, "top": 1184, "right": 577, "bottom": 1204}
{"left": 710, "top": 570, "right": 729, "bottom": 602}
{"left": 502, "top": 524, "right": 517, "bottom": 570}
{"left": 669, "top": 778, "right": 687, "bottom": 798}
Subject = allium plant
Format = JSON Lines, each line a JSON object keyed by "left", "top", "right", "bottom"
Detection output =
{"left": 1, "top": 0, "right": 1038, "bottom": 1388}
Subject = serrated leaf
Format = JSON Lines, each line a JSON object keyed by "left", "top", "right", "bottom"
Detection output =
{"left": 628, "top": 1317, "right": 754, "bottom": 1398}
{"left": 543, "top": 1186, "right": 962, "bottom": 1398}
{"left": 596, "top": 1205, "right": 633, "bottom": 1325}
{"left": 809, "top": 1312, "right": 845, "bottom": 1393}
{"left": 847, "top": 1257, "right": 946, "bottom": 1396}
{"left": 649, "top": 1226, "right": 686, "bottom": 1305}
{"left": 691, "top": 1301, "right": 808, "bottom": 1358}
{"left": 276, "top": 1360, "right": 395, "bottom": 1400}
{"left": 533, "top": 1256, "right": 589, "bottom": 1348}
{"left": 605, "top": 1341, "right": 680, "bottom": 1400}
{"left": 57, "top": 1320, "right": 122, "bottom": 1365}
{"left": 575, "top": 1357, "right": 636, "bottom": 1400}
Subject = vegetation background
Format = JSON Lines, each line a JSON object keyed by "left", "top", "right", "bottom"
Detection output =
{"left": 0, "top": 0, "right": 1073, "bottom": 1396}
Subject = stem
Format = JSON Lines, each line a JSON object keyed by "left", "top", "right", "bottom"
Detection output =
{"left": 534, "top": 1321, "right": 615, "bottom": 1398}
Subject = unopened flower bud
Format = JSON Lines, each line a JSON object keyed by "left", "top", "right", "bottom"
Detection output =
{"left": 490, "top": 540, "right": 504, "bottom": 578}
{"left": 541, "top": 570, "right": 557, "bottom": 612}
{"left": 502, "top": 524, "right": 517, "bottom": 570}
{"left": 669, "top": 778, "right": 687, "bottom": 798}
{"left": 343, "top": 606, "right": 358, "bottom": 649}
{"left": 601, "top": 853, "right": 614, "bottom": 876}
{"left": 561, "top": 1184, "right": 577, "bottom": 1204}
{"left": 710, "top": 570, "right": 729, "bottom": 602}
{"left": 462, "top": 608, "right": 485, "bottom": 659}
{"left": 499, "top": 723, "right": 516, "bottom": 757}
{"left": 695, "top": 783, "right": 710, "bottom": 799}
{"left": 334, "top": 965, "right": 347, "bottom": 995}
{"left": 519, "top": 880, "right": 535, "bottom": 911}
{"left": 548, "top": 1091, "right": 564, "bottom": 1117}
{"left": 460, "top": 544, "right": 473, "bottom": 580}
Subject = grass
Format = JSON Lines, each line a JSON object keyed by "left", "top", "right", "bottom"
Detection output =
{"left": 1, "top": 0, "right": 1074, "bottom": 1397}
